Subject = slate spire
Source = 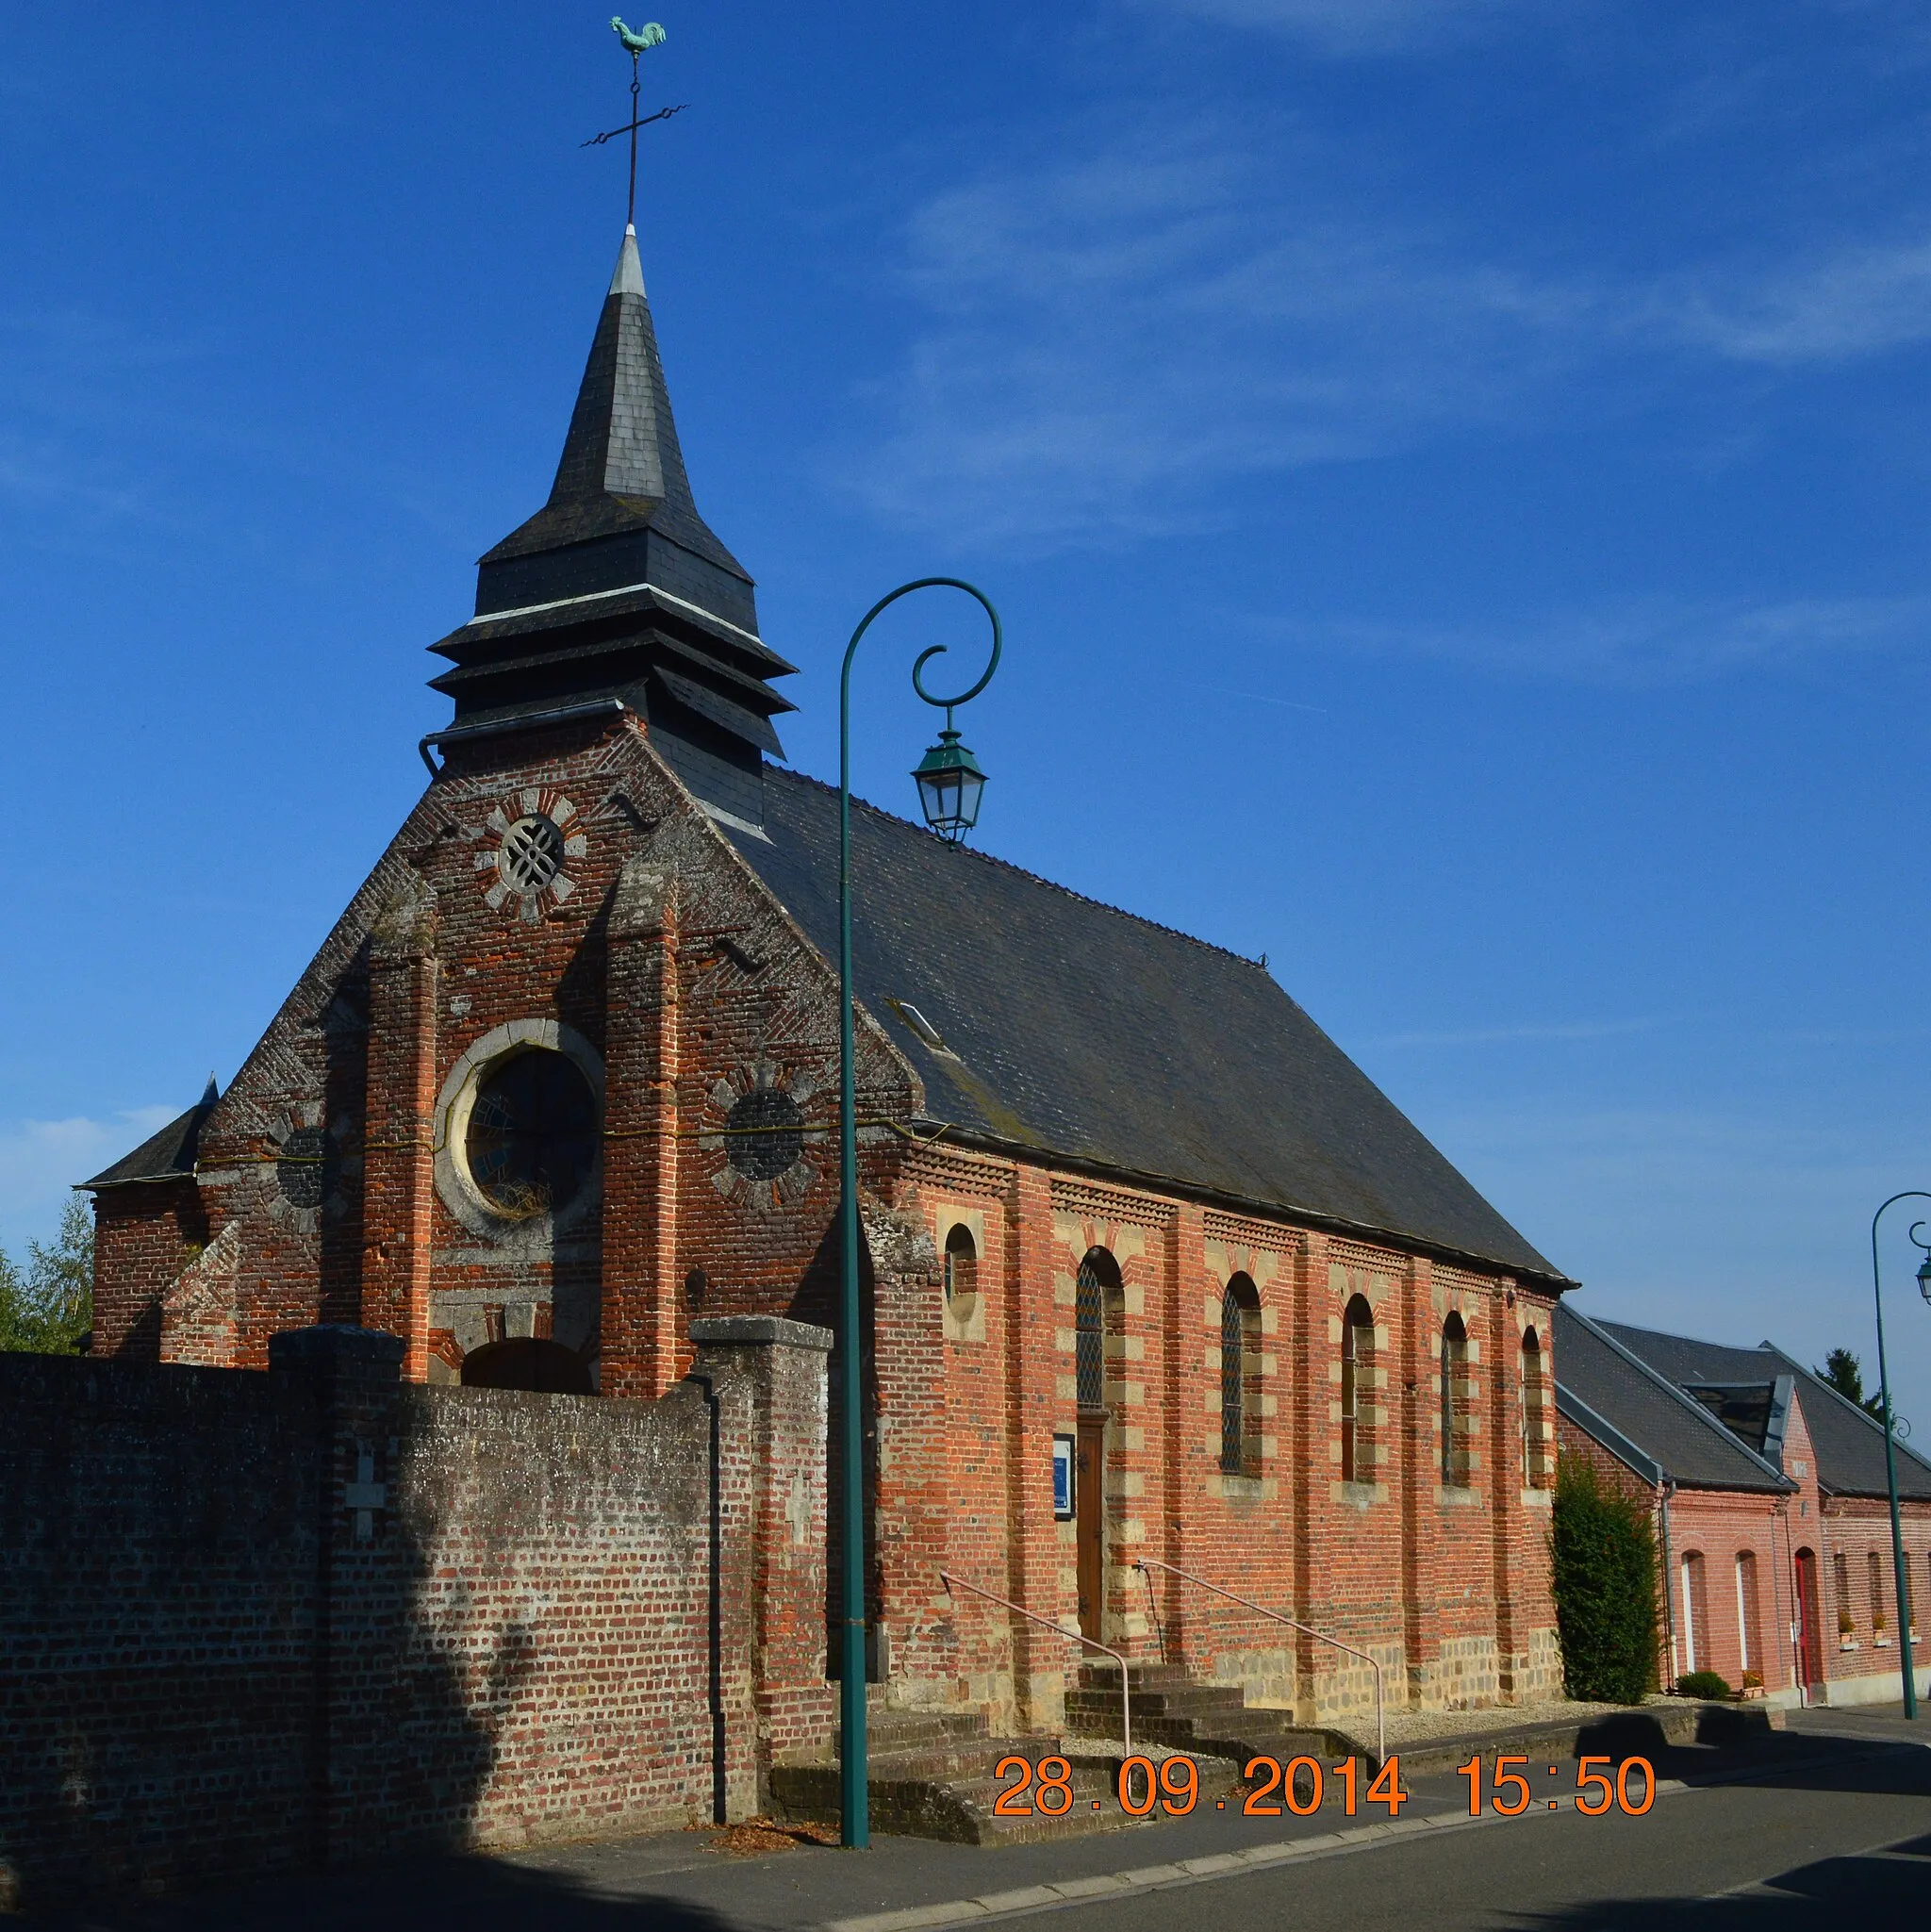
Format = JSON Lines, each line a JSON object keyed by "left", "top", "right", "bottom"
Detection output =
{"left": 428, "top": 226, "right": 797, "bottom": 829}
{"left": 483, "top": 224, "right": 746, "bottom": 585}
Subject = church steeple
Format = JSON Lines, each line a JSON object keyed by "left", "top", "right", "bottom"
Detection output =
{"left": 428, "top": 227, "right": 796, "bottom": 829}
{"left": 477, "top": 225, "right": 749, "bottom": 603}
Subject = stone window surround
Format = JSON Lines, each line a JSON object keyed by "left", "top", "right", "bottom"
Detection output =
{"left": 433, "top": 1017, "right": 606, "bottom": 1251}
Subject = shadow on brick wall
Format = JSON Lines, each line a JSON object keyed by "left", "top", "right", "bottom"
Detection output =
{"left": 0, "top": 1334, "right": 504, "bottom": 1914}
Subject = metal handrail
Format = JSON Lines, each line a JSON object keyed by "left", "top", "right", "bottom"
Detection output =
{"left": 1132, "top": 1556, "right": 1385, "bottom": 1764}
{"left": 940, "top": 1572, "right": 1131, "bottom": 1751}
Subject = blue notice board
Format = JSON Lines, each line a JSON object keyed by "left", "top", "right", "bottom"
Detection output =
{"left": 1052, "top": 1433, "right": 1076, "bottom": 1519}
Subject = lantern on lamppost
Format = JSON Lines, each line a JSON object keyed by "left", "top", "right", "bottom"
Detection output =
{"left": 911, "top": 724, "right": 988, "bottom": 842}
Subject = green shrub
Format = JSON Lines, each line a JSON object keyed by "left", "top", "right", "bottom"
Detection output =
{"left": 0, "top": 1197, "right": 93, "bottom": 1356}
{"left": 1675, "top": 1670, "right": 1732, "bottom": 1700}
{"left": 1551, "top": 1452, "right": 1660, "bottom": 1704}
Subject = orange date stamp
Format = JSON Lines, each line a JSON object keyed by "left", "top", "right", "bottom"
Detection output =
{"left": 988, "top": 1751, "right": 1657, "bottom": 1819}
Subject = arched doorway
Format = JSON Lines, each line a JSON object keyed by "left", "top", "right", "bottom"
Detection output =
{"left": 460, "top": 1337, "right": 594, "bottom": 1395}
{"left": 1075, "top": 1247, "right": 1122, "bottom": 1641}
{"left": 1793, "top": 1547, "right": 1824, "bottom": 1693}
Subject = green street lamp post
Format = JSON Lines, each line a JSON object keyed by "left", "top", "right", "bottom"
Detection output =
{"left": 836, "top": 579, "right": 1002, "bottom": 1847}
{"left": 1868, "top": 1192, "right": 1927, "bottom": 1720}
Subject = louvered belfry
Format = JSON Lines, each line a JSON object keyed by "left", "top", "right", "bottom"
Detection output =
{"left": 427, "top": 224, "right": 797, "bottom": 827}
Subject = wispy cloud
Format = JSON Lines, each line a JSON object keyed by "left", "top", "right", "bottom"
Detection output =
{"left": 1661, "top": 235, "right": 1931, "bottom": 364}
{"left": 1144, "top": 0, "right": 1551, "bottom": 58}
{"left": 1281, "top": 591, "right": 1931, "bottom": 684}
{"left": 0, "top": 1108, "right": 178, "bottom": 1238}
{"left": 844, "top": 126, "right": 1593, "bottom": 545}
{"left": 842, "top": 108, "right": 1931, "bottom": 550}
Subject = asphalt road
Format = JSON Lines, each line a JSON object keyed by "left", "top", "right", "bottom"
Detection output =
{"left": 40, "top": 1707, "right": 1931, "bottom": 1931}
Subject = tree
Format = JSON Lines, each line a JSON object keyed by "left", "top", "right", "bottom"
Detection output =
{"left": 1551, "top": 1451, "right": 1660, "bottom": 1704}
{"left": 0, "top": 1196, "right": 94, "bottom": 1355}
{"left": 1816, "top": 1346, "right": 1887, "bottom": 1422}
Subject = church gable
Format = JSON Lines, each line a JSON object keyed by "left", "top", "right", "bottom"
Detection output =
{"left": 176, "top": 715, "right": 916, "bottom": 1378}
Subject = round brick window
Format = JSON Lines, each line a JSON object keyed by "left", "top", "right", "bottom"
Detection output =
{"left": 465, "top": 1049, "right": 599, "bottom": 1220}
{"left": 499, "top": 815, "right": 566, "bottom": 894}
{"left": 725, "top": 1088, "right": 804, "bottom": 1181}
{"left": 276, "top": 1125, "right": 333, "bottom": 1209}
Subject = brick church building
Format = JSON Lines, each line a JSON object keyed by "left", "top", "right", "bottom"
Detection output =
{"left": 83, "top": 223, "right": 1576, "bottom": 1739}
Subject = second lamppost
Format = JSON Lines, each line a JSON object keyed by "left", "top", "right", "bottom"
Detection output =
{"left": 836, "top": 578, "right": 1002, "bottom": 1847}
{"left": 1868, "top": 1192, "right": 1928, "bottom": 1720}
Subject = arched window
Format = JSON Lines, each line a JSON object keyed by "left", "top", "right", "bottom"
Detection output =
{"left": 1521, "top": 1327, "right": 1548, "bottom": 1488}
{"left": 1735, "top": 1551, "right": 1761, "bottom": 1675}
{"left": 1076, "top": 1248, "right": 1121, "bottom": 1412}
{"left": 1869, "top": 1550, "right": 1889, "bottom": 1637}
{"left": 1340, "top": 1295, "right": 1374, "bottom": 1484}
{"left": 1833, "top": 1551, "right": 1853, "bottom": 1640}
{"left": 1440, "top": 1313, "right": 1469, "bottom": 1486}
{"left": 460, "top": 1337, "right": 593, "bottom": 1395}
{"left": 1220, "top": 1274, "right": 1262, "bottom": 1475}
{"left": 943, "top": 1223, "right": 979, "bottom": 1324}
{"left": 1680, "top": 1551, "right": 1708, "bottom": 1674}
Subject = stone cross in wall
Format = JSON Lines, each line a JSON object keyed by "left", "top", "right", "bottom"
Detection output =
{"left": 785, "top": 1471, "right": 812, "bottom": 1547}
{"left": 344, "top": 1444, "right": 387, "bottom": 1543}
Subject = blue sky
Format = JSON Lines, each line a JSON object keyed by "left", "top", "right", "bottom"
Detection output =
{"left": 6, "top": 2, "right": 1931, "bottom": 1422}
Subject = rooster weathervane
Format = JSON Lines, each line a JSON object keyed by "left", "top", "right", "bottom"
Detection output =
{"left": 583, "top": 17, "right": 686, "bottom": 230}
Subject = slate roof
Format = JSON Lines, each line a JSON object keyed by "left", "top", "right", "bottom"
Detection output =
{"left": 1553, "top": 1303, "right": 1793, "bottom": 1493}
{"left": 428, "top": 228, "right": 794, "bottom": 781}
{"left": 481, "top": 227, "right": 748, "bottom": 582}
{"left": 80, "top": 1079, "right": 219, "bottom": 1191}
{"left": 1601, "top": 1319, "right": 1931, "bottom": 1502}
{"left": 725, "top": 768, "right": 1569, "bottom": 1284}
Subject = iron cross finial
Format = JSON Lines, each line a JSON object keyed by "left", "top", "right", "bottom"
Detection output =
{"left": 583, "top": 19, "right": 685, "bottom": 231}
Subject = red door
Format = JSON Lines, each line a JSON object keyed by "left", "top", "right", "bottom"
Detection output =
{"left": 1794, "top": 1549, "right": 1824, "bottom": 1692}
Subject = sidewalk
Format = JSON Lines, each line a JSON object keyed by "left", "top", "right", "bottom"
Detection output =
{"left": 54, "top": 1711, "right": 1894, "bottom": 1932}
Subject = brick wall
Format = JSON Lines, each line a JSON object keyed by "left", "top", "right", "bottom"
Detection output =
{"left": 91, "top": 1177, "right": 207, "bottom": 1359}
{"left": 0, "top": 1348, "right": 324, "bottom": 1905}
{"left": 893, "top": 1160, "right": 1562, "bottom": 1732}
{"left": 0, "top": 1318, "right": 831, "bottom": 1912}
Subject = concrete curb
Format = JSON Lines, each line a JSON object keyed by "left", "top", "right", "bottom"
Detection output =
{"left": 818, "top": 1781, "right": 1695, "bottom": 1932}
{"left": 822, "top": 1734, "right": 1918, "bottom": 1932}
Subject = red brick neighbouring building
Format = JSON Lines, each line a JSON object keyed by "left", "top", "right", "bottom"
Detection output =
{"left": 84, "top": 223, "right": 1579, "bottom": 1743}
{"left": 1556, "top": 1303, "right": 1931, "bottom": 1708}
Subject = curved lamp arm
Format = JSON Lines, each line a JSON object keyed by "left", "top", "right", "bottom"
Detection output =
{"left": 833, "top": 576, "right": 1001, "bottom": 1848}
{"left": 842, "top": 576, "right": 1003, "bottom": 730}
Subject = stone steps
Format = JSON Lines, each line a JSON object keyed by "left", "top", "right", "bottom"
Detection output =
{"left": 1069, "top": 1661, "right": 1365, "bottom": 1767}
{"left": 769, "top": 1734, "right": 1133, "bottom": 1844}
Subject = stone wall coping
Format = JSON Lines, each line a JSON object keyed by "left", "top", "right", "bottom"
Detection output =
{"left": 268, "top": 1325, "right": 408, "bottom": 1375}
{"left": 690, "top": 1315, "right": 834, "bottom": 1354}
